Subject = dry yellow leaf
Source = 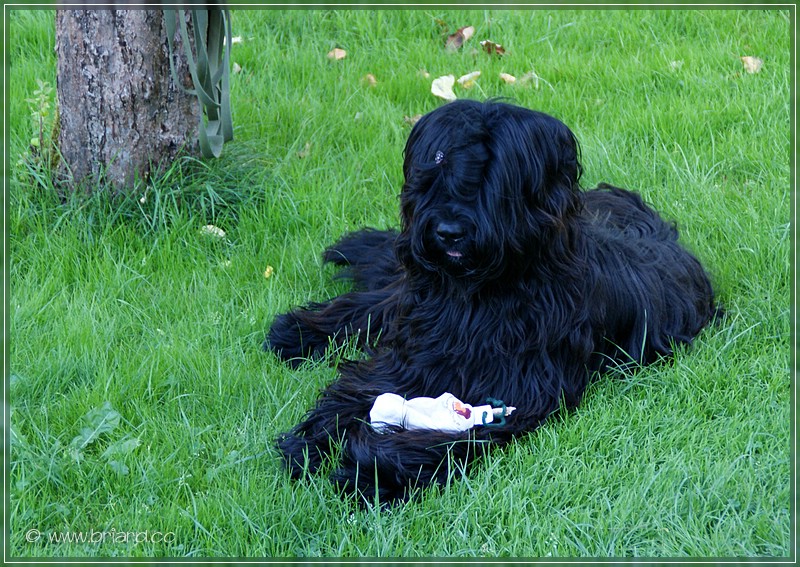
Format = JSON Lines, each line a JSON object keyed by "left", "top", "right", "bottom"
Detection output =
{"left": 519, "top": 70, "right": 541, "bottom": 89}
{"left": 457, "top": 71, "right": 481, "bottom": 89}
{"left": 499, "top": 73, "right": 516, "bottom": 84}
{"left": 740, "top": 55, "right": 763, "bottom": 74}
{"left": 264, "top": 265, "right": 274, "bottom": 279}
{"left": 404, "top": 114, "right": 423, "bottom": 127}
{"left": 431, "top": 75, "right": 457, "bottom": 101}
{"left": 446, "top": 25, "right": 475, "bottom": 51}
{"left": 327, "top": 48, "right": 347, "bottom": 61}
{"left": 362, "top": 73, "right": 378, "bottom": 87}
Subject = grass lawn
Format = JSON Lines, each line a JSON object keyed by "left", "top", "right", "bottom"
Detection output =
{"left": 5, "top": 8, "right": 792, "bottom": 558}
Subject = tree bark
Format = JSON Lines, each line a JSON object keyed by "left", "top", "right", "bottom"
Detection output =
{"left": 55, "top": 10, "right": 198, "bottom": 193}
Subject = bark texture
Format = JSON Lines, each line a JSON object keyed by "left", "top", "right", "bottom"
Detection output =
{"left": 56, "top": 10, "right": 198, "bottom": 192}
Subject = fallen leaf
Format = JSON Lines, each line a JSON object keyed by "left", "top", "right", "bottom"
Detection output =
{"left": 446, "top": 26, "right": 475, "bottom": 51}
{"left": 431, "top": 75, "right": 457, "bottom": 101}
{"left": 419, "top": 69, "right": 431, "bottom": 79}
{"left": 361, "top": 73, "right": 378, "bottom": 87}
{"left": 327, "top": 48, "right": 347, "bottom": 60}
{"left": 264, "top": 265, "right": 274, "bottom": 279}
{"left": 480, "top": 40, "right": 506, "bottom": 56}
{"left": 499, "top": 72, "right": 516, "bottom": 84}
{"left": 519, "top": 70, "right": 540, "bottom": 89}
{"left": 740, "top": 55, "right": 763, "bottom": 73}
{"left": 297, "top": 141, "right": 312, "bottom": 159}
{"left": 404, "top": 114, "right": 423, "bottom": 127}
{"left": 457, "top": 70, "right": 481, "bottom": 89}
{"left": 200, "top": 225, "right": 226, "bottom": 238}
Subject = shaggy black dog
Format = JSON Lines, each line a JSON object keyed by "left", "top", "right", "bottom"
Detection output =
{"left": 266, "top": 99, "right": 720, "bottom": 504}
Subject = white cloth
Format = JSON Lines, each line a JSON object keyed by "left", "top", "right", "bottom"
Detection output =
{"left": 369, "top": 392, "right": 497, "bottom": 434}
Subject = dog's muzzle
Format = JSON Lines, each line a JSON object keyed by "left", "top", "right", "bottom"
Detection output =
{"left": 436, "top": 221, "right": 466, "bottom": 259}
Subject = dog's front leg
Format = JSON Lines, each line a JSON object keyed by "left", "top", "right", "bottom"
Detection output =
{"left": 265, "top": 289, "right": 391, "bottom": 367}
{"left": 276, "top": 364, "right": 382, "bottom": 478}
{"left": 264, "top": 300, "right": 340, "bottom": 367}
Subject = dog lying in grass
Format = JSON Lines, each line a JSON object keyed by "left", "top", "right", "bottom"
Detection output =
{"left": 266, "top": 99, "right": 721, "bottom": 504}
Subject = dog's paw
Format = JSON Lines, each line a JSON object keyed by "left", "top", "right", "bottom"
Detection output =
{"left": 264, "top": 312, "right": 327, "bottom": 367}
{"left": 276, "top": 432, "right": 324, "bottom": 479}
{"left": 323, "top": 228, "right": 399, "bottom": 265}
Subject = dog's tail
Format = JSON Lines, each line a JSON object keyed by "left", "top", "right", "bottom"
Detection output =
{"left": 586, "top": 183, "right": 680, "bottom": 241}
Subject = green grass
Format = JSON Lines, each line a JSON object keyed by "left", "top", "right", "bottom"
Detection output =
{"left": 6, "top": 8, "right": 792, "bottom": 558}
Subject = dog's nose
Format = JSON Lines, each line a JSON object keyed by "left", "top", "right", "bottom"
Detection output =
{"left": 436, "top": 221, "right": 466, "bottom": 244}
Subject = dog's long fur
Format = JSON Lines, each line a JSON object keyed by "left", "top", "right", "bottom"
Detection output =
{"left": 266, "top": 100, "right": 720, "bottom": 504}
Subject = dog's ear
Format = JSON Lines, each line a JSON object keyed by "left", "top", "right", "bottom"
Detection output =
{"left": 491, "top": 105, "right": 583, "bottom": 227}
{"left": 535, "top": 111, "right": 582, "bottom": 226}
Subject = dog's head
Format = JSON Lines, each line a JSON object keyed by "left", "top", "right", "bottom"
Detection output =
{"left": 395, "top": 99, "right": 583, "bottom": 287}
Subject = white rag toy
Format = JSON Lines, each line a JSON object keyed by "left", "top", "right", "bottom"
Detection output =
{"left": 369, "top": 392, "right": 516, "bottom": 434}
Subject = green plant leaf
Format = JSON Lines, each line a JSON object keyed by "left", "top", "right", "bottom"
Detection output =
{"left": 70, "top": 401, "right": 121, "bottom": 451}
{"left": 101, "top": 437, "right": 141, "bottom": 459}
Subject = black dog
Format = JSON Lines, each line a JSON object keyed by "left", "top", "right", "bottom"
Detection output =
{"left": 266, "top": 99, "right": 720, "bottom": 504}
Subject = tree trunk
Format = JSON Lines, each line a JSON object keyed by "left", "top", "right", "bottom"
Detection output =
{"left": 55, "top": 10, "right": 198, "bottom": 193}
